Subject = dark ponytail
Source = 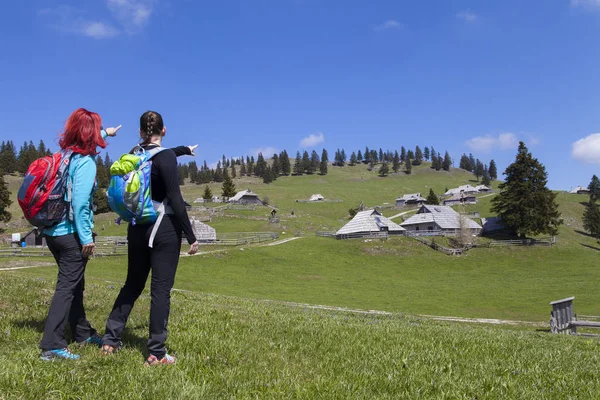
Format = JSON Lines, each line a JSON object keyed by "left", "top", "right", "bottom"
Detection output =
{"left": 140, "top": 111, "right": 164, "bottom": 145}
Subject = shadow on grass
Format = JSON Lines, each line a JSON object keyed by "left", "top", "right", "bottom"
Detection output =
{"left": 580, "top": 243, "right": 600, "bottom": 252}
{"left": 13, "top": 318, "right": 45, "bottom": 333}
{"left": 536, "top": 328, "right": 551, "bottom": 333}
{"left": 121, "top": 329, "right": 150, "bottom": 356}
{"left": 575, "top": 230, "right": 597, "bottom": 239}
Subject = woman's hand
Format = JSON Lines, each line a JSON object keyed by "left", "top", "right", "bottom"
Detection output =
{"left": 187, "top": 241, "right": 199, "bottom": 255}
{"left": 82, "top": 243, "right": 96, "bottom": 258}
{"left": 188, "top": 144, "right": 198, "bottom": 156}
{"left": 105, "top": 125, "right": 122, "bottom": 137}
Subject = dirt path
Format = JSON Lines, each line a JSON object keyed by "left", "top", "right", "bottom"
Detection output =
{"left": 258, "top": 237, "right": 303, "bottom": 247}
{"left": 388, "top": 210, "right": 415, "bottom": 220}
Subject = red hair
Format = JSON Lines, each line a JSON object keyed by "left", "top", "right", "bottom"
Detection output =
{"left": 59, "top": 108, "right": 107, "bottom": 156}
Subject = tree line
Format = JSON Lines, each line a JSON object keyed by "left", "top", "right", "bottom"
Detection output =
{"left": 458, "top": 153, "right": 497, "bottom": 186}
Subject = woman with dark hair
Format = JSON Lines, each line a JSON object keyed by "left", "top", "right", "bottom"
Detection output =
{"left": 40, "top": 108, "right": 121, "bottom": 361}
{"left": 102, "top": 110, "right": 198, "bottom": 366}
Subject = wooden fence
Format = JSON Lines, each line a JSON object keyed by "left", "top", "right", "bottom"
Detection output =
{"left": 315, "top": 231, "right": 389, "bottom": 240}
{"left": 485, "top": 237, "right": 556, "bottom": 247}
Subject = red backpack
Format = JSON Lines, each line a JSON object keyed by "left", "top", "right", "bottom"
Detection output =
{"left": 17, "top": 149, "right": 74, "bottom": 228}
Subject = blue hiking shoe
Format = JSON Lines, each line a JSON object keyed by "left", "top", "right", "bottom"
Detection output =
{"left": 79, "top": 333, "right": 103, "bottom": 347}
{"left": 40, "top": 347, "right": 80, "bottom": 361}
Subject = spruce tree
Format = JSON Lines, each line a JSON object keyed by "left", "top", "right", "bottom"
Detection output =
{"left": 349, "top": 152, "right": 357, "bottom": 166}
{"left": 272, "top": 154, "right": 281, "bottom": 176}
{"left": 0, "top": 174, "right": 12, "bottom": 226}
{"left": 405, "top": 158, "right": 412, "bottom": 174}
{"left": 490, "top": 142, "right": 562, "bottom": 238}
{"left": 459, "top": 154, "right": 471, "bottom": 170}
{"left": 588, "top": 175, "right": 600, "bottom": 203}
{"left": 357, "top": 150, "right": 363, "bottom": 163}
{"left": 426, "top": 188, "right": 439, "bottom": 205}
{"left": 293, "top": 151, "right": 303, "bottom": 175}
{"left": 400, "top": 146, "right": 406, "bottom": 163}
{"left": 392, "top": 150, "right": 400, "bottom": 172}
{"left": 263, "top": 165, "right": 273, "bottom": 184}
{"left": 310, "top": 150, "right": 320, "bottom": 173}
{"left": 481, "top": 168, "right": 492, "bottom": 186}
{"left": 214, "top": 161, "right": 224, "bottom": 183}
{"left": 423, "top": 146, "right": 430, "bottom": 161}
{"left": 468, "top": 153, "right": 476, "bottom": 171}
{"left": 414, "top": 146, "right": 423, "bottom": 166}
{"left": 489, "top": 159, "right": 498, "bottom": 180}
{"left": 379, "top": 162, "right": 389, "bottom": 177}
{"left": 221, "top": 171, "right": 237, "bottom": 198}
{"left": 474, "top": 159, "right": 484, "bottom": 181}
{"left": 442, "top": 151, "right": 452, "bottom": 171}
{"left": 319, "top": 148, "right": 328, "bottom": 175}
{"left": 203, "top": 185, "right": 213, "bottom": 202}
{"left": 231, "top": 163, "right": 237, "bottom": 178}
{"left": 583, "top": 201, "right": 600, "bottom": 238}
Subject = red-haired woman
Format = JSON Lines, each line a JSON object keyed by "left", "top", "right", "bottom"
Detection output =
{"left": 39, "top": 108, "right": 121, "bottom": 361}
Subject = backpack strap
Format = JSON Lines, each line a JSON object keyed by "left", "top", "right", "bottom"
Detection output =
{"left": 143, "top": 146, "right": 168, "bottom": 248}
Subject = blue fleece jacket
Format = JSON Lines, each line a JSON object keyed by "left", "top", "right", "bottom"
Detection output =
{"left": 44, "top": 130, "right": 108, "bottom": 245}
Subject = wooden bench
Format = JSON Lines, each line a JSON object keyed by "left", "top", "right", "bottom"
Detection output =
{"left": 550, "top": 296, "right": 600, "bottom": 334}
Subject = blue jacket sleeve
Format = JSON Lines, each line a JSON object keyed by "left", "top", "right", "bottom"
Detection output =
{"left": 71, "top": 157, "right": 96, "bottom": 245}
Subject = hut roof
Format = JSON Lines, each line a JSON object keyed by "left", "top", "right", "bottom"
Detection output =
{"left": 475, "top": 185, "right": 491, "bottom": 191}
{"left": 400, "top": 205, "right": 481, "bottom": 230}
{"left": 336, "top": 209, "right": 405, "bottom": 235}
{"left": 569, "top": 186, "right": 590, "bottom": 194}
{"left": 396, "top": 193, "right": 425, "bottom": 202}
{"left": 229, "top": 189, "right": 259, "bottom": 202}
{"left": 444, "top": 185, "right": 478, "bottom": 196}
{"left": 309, "top": 194, "right": 325, "bottom": 201}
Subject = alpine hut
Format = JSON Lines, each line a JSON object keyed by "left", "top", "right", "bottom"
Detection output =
{"left": 336, "top": 209, "right": 405, "bottom": 239}
{"left": 228, "top": 189, "right": 263, "bottom": 205}
{"left": 400, "top": 205, "right": 482, "bottom": 236}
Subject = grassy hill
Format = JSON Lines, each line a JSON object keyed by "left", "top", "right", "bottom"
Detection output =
{"left": 2, "top": 272, "right": 600, "bottom": 399}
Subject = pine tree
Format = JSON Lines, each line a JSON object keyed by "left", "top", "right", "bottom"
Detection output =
{"left": 426, "top": 188, "right": 439, "bottom": 205}
{"left": 474, "top": 159, "right": 484, "bottom": 181}
{"left": 0, "top": 141, "right": 17, "bottom": 174}
{"left": 414, "top": 146, "right": 423, "bottom": 166}
{"left": 231, "top": 163, "right": 237, "bottom": 178}
{"left": 459, "top": 154, "right": 471, "bottom": 170}
{"left": 293, "top": 151, "right": 303, "bottom": 175}
{"left": 489, "top": 159, "right": 498, "bottom": 180}
{"left": 203, "top": 185, "right": 213, "bottom": 202}
{"left": 583, "top": 201, "right": 600, "bottom": 238}
{"left": 405, "top": 158, "right": 412, "bottom": 174}
{"left": 481, "top": 165, "right": 492, "bottom": 186}
{"left": 214, "top": 161, "right": 224, "bottom": 182}
{"left": 407, "top": 150, "right": 415, "bottom": 160}
{"left": 379, "top": 162, "right": 389, "bottom": 177}
{"left": 442, "top": 151, "right": 452, "bottom": 171}
{"left": 400, "top": 146, "right": 406, "bottom": 163}
{"left": 431, "top": 153, "right": 440, "bottom": 170}
{"left": 423, "top": 147, "right": 430, "bottom": 161}
{"left": 378, "top": 148, "right": 384, "bottom": 163}
{"left": 255, "top": 153, "right": 266, "bottom": 177}
{"left": 240, "top": 162, "right": 246, "bottom": 177}
{"left": 272, "top": 154, "right": 281, "bottom": 176}
{"left": 357, "top": 150, "right": 363, "bottom": 163}
{"left": 221, "top": 172, "right": 237, "bottom": 198}
{"left": 310, "top": 150, "right": 320, "bottom": 173}
{"left": 263, "top": 165, "right": 273, "bottom": 184}
{"left": 0, "top": 174, "right": 12, "bottom": 226}
{"left": 468, "top": 153, "right": 476, "bottom": 172}
{"left": 280, "top": 150, "right": 291, "bottom": 175}
{"left": 319, "top": 148, "right": 328, "bottom": 175}
{"left": 490, "top": 142, "right": 562, "bottom": 238}
{"left": 349, "top": 152, "right": 357, "bottom": 166}
{"left": 392, "top": 150, "right": 400, "bottom": 172}
{"left": 588, "top": 175, "right": 600, "bottom": 203}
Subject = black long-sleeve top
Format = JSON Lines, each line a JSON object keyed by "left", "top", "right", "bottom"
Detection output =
{"left": 142, "top": 144, "right": 196, "bottom": 244}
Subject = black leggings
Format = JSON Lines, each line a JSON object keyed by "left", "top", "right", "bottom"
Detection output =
{"left": 40, "top": 233, "right": 96, "bottom": 350}
{"left": 103, "top": 216, "right": 183, "bottom": 357}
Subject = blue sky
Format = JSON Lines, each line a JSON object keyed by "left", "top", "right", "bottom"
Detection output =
{"left": 1, "top": 0, "right": 599, "bottom": 189}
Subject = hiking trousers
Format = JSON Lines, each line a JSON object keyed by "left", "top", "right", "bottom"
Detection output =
{"left": 40, "top": 233, "right": 96, "bottom": 350}
{"left": 103, "top": 216, "right": 183, "bottom": 357}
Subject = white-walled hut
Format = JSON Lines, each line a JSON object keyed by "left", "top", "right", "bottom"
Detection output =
{"left": 475, "top": 185, "right": 492, "bottom": 193}
{"left": 336, "top": 209, "right": 405, "bottom": 239}
{"left": 228, "top": 189, "right": 263, "bottom": 205}
{"left": 190, "top": 218, "right": 217, "bottom": 243}
{"left": 309, "top": 194, "right": 325, "bottom": 202}
{"left": 569, "top": 186, "right": 590, "bottom": 195}
{"left": 395, "top": 193, "right": 426, "bottom": 207}
{"left": 400, "top": 205, "right": 482, "bottom": 235}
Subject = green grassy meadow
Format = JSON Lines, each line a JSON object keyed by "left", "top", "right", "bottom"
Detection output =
{"left": 2, "top": 163, "right": 600, "bottom": 398}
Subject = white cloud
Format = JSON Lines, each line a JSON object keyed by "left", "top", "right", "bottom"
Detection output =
{"left": 456, "top": 10, "right": 479, "bottom": 22}
{"left": 39, "top": 0, "right": 153, "bottom": 38}
{"left": 300, "top": 132, "right": 325, "bottom": 148}
{"left": 38, "top": 7, "right": 121, "bottom": 39}
{"left": 80, "top": 21, "right": 120, "bottom": 39}
{"left": 572, "top": 133, "right": 600, "bottom": 164}
{"left": 374, "top": 20, "right": 402, "bottom": 31}
{"left": 571, "top": 0, "right": 600, "bottom": 10}
{"left": 465, "top": 132, "right": 518, "bottom": 153}
{"left": 107, "top": 0, "right": 154, "bottom": 31}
